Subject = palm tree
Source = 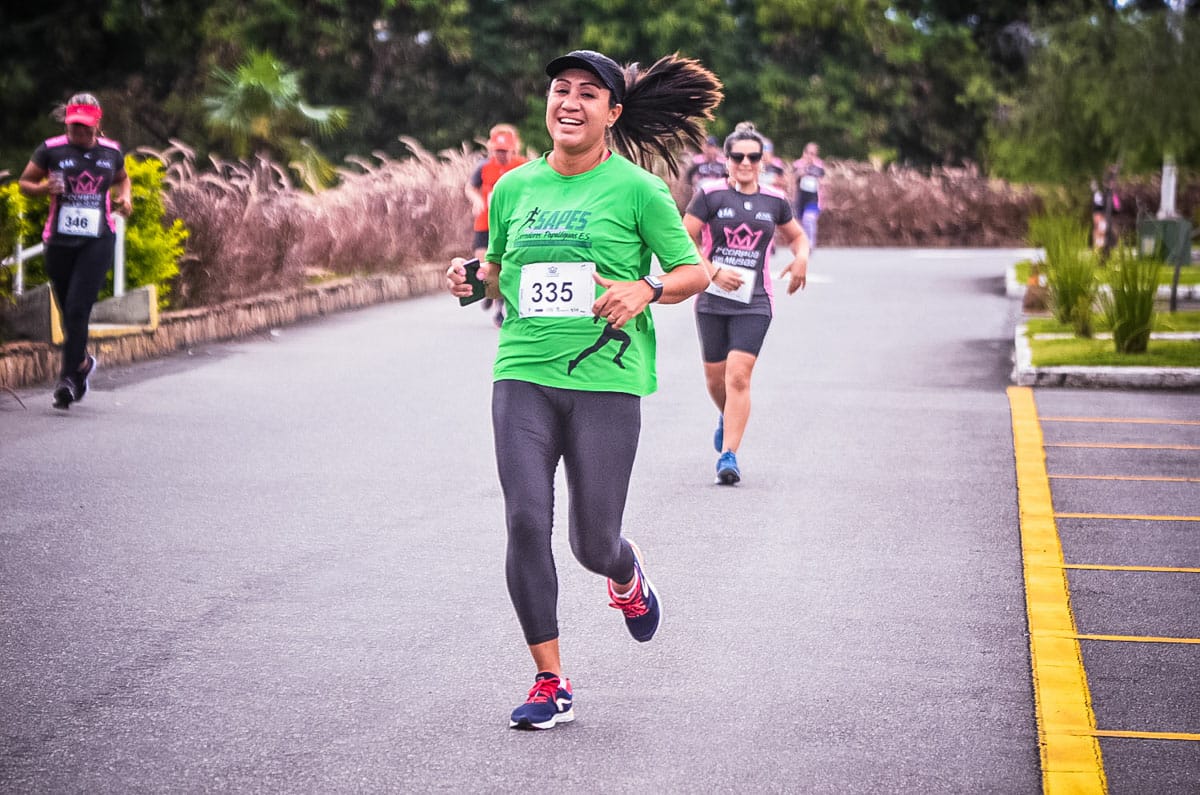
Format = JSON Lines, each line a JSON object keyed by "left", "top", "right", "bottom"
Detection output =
{"left": 203, "top": 50, "right": 348, "bottom": 187}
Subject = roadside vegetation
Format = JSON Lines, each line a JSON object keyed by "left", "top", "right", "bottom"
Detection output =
{"left": 1022, "top": 212, "right": 1200, "bottom": 367}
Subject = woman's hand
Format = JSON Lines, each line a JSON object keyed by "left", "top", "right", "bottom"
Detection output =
{"left": 446, "top": 256, "right": 490, "bottom": 298}
{"left": 783, "top": 257, "right": 808, "bottom": 295}
{"left": 592, "top": 274, "right": 651, "bottom": 330}
{"left": 113, "top": 194, "right": 132, "bottom": 217}
{"left": 711, "top": 266, "right": 744, "bottom": 292}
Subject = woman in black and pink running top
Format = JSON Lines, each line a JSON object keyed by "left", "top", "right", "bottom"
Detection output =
{"left": 683, "top": 122, "right": 810, "bottom": 485}
{"left": 18, "top": 93, "right": 132, "bottom": 410}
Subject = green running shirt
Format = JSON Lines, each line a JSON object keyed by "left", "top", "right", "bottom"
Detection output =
{"left": 486, "top": 154, "right": 698, "bottom": 396}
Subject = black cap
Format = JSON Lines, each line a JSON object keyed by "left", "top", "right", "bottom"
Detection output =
{"left": 545, "top": 50, "right": 625, "bottom": 104}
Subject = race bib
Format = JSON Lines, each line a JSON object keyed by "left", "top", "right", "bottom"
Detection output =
{"left": 799, "top": 175, "right": 820, "bottom": 193}
{"left": 57, "top": 206, "right": 102, "bottom": 238}
{"left": 705, "top": 263, "right": 756, "bottom": 304}
{"left": 519, "top": 261, "right": 596, "bottom": 317}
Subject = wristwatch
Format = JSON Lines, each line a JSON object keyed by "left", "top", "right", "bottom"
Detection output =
{"left": 642, "top": 274, "right": 664, "bottom": 303}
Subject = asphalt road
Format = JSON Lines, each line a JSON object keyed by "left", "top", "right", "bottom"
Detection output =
{"left": 1, "top": 248, "right": 1194, "bottom": 792}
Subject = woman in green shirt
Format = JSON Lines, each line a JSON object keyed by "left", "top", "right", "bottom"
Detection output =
{"left": 447, "top": 49, "right": 721, "bottom": 730}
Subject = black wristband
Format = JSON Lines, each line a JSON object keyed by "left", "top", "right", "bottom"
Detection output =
{"left": 642, "top": 275, "right": 664, "bottom": 303}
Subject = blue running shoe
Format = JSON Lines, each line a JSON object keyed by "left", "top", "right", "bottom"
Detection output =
{"left": 713, "top": 414, "right": 724, "bottom": 452}
{"left": 716, "top": 451, "right": 740, "bottom": 485}
{"left": 509, "top": 672, "right": 574, "bottom": 730}
{"left": 608, "top": 539, "right": 661, "bottom": 642}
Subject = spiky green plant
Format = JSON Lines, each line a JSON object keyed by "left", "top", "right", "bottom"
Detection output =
{"left": 1028, "top": 213, "right": 1098, "bottom": 335}
{"left": 1101, "top": 245, "right": 1161, "bottom": 354}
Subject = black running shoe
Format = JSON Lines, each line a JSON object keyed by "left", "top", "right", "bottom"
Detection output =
{"left": 72, "top": 353, "right": 97, "bottom": 402}
{"left": 52, "top": 378, "right": 74, "bottom": 410}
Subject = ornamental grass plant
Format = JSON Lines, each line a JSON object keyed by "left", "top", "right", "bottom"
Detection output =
{"left": 1028, "top": 213, "right": 1098, "bottom": 336}
{"left": 141, "top": 139, "right": 474, "bottom": 309}
{"left": 1100, "top": 244, "right": 1161, "bottom": 354}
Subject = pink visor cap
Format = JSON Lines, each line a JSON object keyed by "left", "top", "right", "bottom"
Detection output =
{"left": 65, "top": 104, "right": 102, "bottom": 127}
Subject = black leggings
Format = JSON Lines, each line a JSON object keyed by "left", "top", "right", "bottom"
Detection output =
{"left": 492, "top": 379, "right": 640, "bottom": 645}
{"left": 45, "top": 238, "right": 113, "bottom": 379}
{"left": 695, "top": 311, "right": 772, "bottom": 362}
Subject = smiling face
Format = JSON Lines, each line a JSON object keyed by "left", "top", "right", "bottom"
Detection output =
{"left": 545, "top": 68, "right": 621, "bottom": 157}
{"left": 727, "top": 139, "right": 763, "bottom": 191}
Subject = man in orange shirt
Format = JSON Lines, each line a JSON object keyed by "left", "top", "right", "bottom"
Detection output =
{"left": 466, "top": 124, "right": 528, "bottom": 327}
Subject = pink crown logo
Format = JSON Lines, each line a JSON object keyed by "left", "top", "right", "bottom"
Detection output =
{"left": 723, "top": 223, "right": 763, "bottom": 252}
{"left": 68, "top": 171, "right": 101, "bottom": 194}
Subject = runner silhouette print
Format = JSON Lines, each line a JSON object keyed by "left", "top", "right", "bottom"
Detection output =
{"left": 567, "top": 318, "right": 632, "bottom": 374}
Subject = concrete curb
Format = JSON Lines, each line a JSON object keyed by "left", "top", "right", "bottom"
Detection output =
{"left": 0, "top": 263, "right": 445, "bottom": 392}
{"left": 1011, "top": 323, "right": 1200, "bottom": 389}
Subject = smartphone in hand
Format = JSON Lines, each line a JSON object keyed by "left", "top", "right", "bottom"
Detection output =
{"left": 458, "top": 258, "right": 486, "bottom": 306}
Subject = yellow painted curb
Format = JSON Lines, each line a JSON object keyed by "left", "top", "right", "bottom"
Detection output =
{"left": 1008, "top": 386, "right": 1107, "bottom": 794}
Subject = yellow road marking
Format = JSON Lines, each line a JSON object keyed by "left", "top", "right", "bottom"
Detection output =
{"left": 1035, "top": 630, "right": 1200, "bottom": 645}
{"left": 1063, "top": 564, "right": 1200, "bottom": 574}
{"left": 1008, "top": 387, "right": 1107, "bottom": 794}
{"left": 1090, "top": 730, "right": 1200, "bottom": 742}
{"left": 1057, "top": 513, "right": 1200, "bottom": 522}
{"left": 1079, "top": 634, "right": 1200, "bottom": 645}
{"left": 1050, "top": 474, "right": 1200, "bottom": 483}
{"left": 1046, "top": 442, "right": 1200, "bottom": 451}
{"left": 1042, "top": 416, "right": 1200, "bottom": 427}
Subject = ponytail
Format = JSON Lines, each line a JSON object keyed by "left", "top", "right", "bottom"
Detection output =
{"left": 608, "top": 54, "right": 723, "bottom": 178}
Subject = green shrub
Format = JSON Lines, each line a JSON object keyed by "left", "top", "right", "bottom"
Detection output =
{"left": 0, "top": 182, "right": 47, "bottom": 305}
{"left": 121, "top": 156, "right": 187, "bottom": 308}
{"left": 1101, "top": 245, "right": 1161, "bottom": 354}
{"left": 1029, "top": 213, "right": 1098, "bottom": 335}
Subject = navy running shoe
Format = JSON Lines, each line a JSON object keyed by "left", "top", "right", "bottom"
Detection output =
{"left": 716, "top": 451, "right": 740, "bottom": 485}
{"left": 72, "top": 353, "right": 97, "bottom": 402}
{"left": 52, "top": 378, "right": 74, "bottom": 410}
{"left": 714, "top": 414, "right": 724, "bottom": 452}
{"left": 608, "top": 539, "right": 661, "bottom": 642}
{"left": 509, "top": 672, "right": 574, "bottom": 730}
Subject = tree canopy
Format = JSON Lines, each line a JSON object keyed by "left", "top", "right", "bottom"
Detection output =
{"left": 1, "top": 0, "right": 1196, "bottom": 184}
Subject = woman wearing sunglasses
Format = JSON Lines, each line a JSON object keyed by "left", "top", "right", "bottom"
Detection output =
{"left": 683, "top": 121, "right": 809, "bottom": 485}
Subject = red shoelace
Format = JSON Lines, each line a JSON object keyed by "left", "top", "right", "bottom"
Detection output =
{"left": 526, "top": 676, "right": 560, "bottom": 703}
{"left": 609, "top": 584, "right": 648, "bottom": 618}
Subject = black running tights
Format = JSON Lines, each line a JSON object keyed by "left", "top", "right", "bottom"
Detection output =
{"left": 492, "top": 379, "right": 641, "bottom": 646}
{"left": 45, "top": 238, "right": 113, "bottom": 379}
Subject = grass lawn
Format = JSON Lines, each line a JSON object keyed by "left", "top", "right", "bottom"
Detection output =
{"left": 1029, "top": 337, "right": 1200, "bottom": 367}
{"left": 1014, "top": 259, "right": 1200, "bottom": 287}
{"left": 1024, "top": 309, "right": 1200, "bottom": 367}
{"left": 1025, "top": 310, "right": 1200, "bottom": 335}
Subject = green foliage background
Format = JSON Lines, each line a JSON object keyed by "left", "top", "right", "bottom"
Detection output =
{"left": 3, "top": 1, "right": 1196, "bottom": 179}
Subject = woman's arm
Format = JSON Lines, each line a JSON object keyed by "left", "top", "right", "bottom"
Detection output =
{"left": 777, "top": 218, "right": 810, "bottom": 295}
{"left": 110, "top": 169, "right": 133, "bottom": 216}
{"left": 656, "top": 262, "right": 710, "bottom": 304}
{"left": 17, "top": 161, "right": 52, "bottom": 198}
{"left": 683, "top": 212, "right": 741, "bottom": 292}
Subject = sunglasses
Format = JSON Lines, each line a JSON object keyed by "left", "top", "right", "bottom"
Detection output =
{"left": 728, "top": 151, "right": 763, "bottom": 163}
